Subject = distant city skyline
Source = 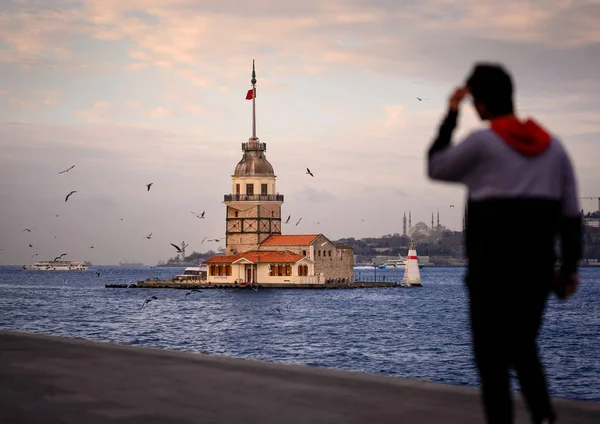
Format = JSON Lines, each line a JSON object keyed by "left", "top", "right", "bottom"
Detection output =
{"left": 1, "top": 0, "right": 599, "bottom": 265}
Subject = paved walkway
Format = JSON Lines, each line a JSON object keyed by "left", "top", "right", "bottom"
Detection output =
{"left": 1, "top": 330, "right": 598, "bottom": 423}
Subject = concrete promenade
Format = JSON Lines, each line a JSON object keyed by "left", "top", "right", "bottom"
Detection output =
{"left": 1, "top": 330, "right": 598, "bottom": 423}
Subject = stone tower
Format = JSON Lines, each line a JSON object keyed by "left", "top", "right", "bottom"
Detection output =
{"left": 403, "top": 212, "right": 407, "bottom": 236}
{"left": 224, "top": 61, "right": 283, "bottom": 255}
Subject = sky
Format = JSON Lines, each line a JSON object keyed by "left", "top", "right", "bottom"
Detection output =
{"left": 1, "top": 0, "right": 599, "bottom": 265}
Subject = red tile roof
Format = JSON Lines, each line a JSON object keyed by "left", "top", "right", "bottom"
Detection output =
{"left": 203, "top": 250, "right": 305, "bottom": 264}
{"left": 260, "top": 234, "right": 320, "bottom": 246}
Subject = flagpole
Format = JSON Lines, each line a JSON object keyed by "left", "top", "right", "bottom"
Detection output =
{"left": 251, "top": 59, "right": 257, "bottom": 140}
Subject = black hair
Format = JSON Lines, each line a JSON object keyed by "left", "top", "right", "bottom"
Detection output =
{"left": 466, "top": 63, "right": 514, "bottom": 116}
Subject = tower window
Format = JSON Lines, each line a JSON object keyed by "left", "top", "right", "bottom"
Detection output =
{"left": 261, "top": 184, "right": 268, "bottom": 195}
{"left": 246, "top": 184, "right": 254, "bottom": 195}
{"left": 236, "top": 184, "right": 240, "bottom": 194}
{"left": 235, "top": 211, "right": 239, "bottom": 217}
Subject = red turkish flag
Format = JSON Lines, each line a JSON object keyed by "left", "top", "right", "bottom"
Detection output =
{"left": 246, "top": 88, "right": 255, "bottom": 100}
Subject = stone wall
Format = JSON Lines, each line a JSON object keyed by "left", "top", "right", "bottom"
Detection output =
{"left": 312, "top": 236, "right": 354, "bottom": 282}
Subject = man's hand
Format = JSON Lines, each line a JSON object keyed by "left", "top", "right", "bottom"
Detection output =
{"left": 449, "top": 87, "right": 469, "bottom": 112}
{"left": 553, "top": 270, "right": 579, "bottom": 301}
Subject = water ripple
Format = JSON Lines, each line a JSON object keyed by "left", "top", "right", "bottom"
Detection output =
{"left": 0, "top": 266, "right": 598, "bottom": 401}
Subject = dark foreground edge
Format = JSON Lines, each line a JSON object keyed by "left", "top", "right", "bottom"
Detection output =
{"left": 1, "top": 329, "right": 598, "bottom": 423}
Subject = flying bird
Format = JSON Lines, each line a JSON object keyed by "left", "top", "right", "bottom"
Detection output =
{"left": 201, "top": 236, "right": 207, "bottom": 244}
{"left": 89, "top": 245, "right": 94, "bottom": 249}
{"left": 59, "top": 165, "right": 75, "bottom": 174}
{"left": 55, "top": 214, "right": 59, "bottom": 219}
{"left": 30, "top": 253, "right": 39, "bottom": 260}
{"left": 29, "top": 244, "right": 33, "bottom": 248}
{"left": 185, "top": 289, "right": 202, "bottom": 297}
{"left": 23, "top": 229, "right": 31, "bottom": 232}
{"left": 208, "top": 238, "right": 222, "bottom": 242}
{"left": 142, "top": 296, "right": 158, "bottom": 307}
{"left": 416, "top": 97, "right": 429, "bottom": 101}
{"left": 53, "top": 253, "right": 67, "bottom": 262}
{"left": 146, "top": 183, "right": 153, "bottom": 192}
{"left": 65, "top": 191, "right": 77, "bottom": 202}
{"left": 144, "top": 233, "right": 152, "bottom": 240}
{"left": 295, "top": 217, "right": 302, "bottom": 227}
{"left": 170, "top": 243, "right": 183, "bottom": 253}
{"left": 306, "top": 168, "right": 314, "bottom": 177}
{"left": 191, "top": 211, "right": 205, "bottom": 219}
{"left": 284, "top": 215, "right": 290, "bottom": 224}
{"left": 450, "top": 205, "right": 455, "bottom": 208}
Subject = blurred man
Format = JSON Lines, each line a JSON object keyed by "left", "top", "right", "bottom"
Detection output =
{"left": 427, "top": 63, "right": 582, "bottom": 424}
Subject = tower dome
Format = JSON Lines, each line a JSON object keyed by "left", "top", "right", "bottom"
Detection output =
{"left": 233, "top": 139, "right": 274, "bottom": 176}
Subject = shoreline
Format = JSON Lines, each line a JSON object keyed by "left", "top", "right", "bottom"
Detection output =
{"left": 1, "top": 329, "right": 598, "bottom": 423}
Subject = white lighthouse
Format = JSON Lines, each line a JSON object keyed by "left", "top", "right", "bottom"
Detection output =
{"left": 401, "top": 238, "right": 422, "bottom": 287}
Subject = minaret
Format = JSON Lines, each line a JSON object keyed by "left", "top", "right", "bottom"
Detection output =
{"left": 403, "top": 212, "right": 407, "bottom": 236}
{"left": 431, "top": 213, "right": 434, "bottom": 231}
{"left": 223, "top": 61, "right": 283, "bottom": 255}
{"left": 409, "top": 211, "right": 412, "bottom": 230}
{"left": 437, "top": 210, "right": 440, "bottom": 230}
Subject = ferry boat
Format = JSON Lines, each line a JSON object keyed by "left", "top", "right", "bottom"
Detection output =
{"left": 379, "top": 257, "right": 407, "bottom": 269}
{"left": 23, "top": 260, "right": 89, "bottom": 271}
{"left": 378, "top": 256, "right": 425, "bottom": 269}
{"left": 172, "top": 266, "right": 207, "bottom": 282}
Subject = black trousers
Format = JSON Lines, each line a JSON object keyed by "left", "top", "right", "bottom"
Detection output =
{"left": 467, "top": 275, "right": 556, "bottom": 424}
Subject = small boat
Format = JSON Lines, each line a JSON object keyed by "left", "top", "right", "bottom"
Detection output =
{"left": 172, "top": 266, "right": 207, "bottom": 282}
{"left": 23, "top": 260, "right": 89, "bottom": 271}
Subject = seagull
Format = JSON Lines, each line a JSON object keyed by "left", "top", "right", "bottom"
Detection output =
{"left": 30, "top": 253, "right": 39, "bottom": 260}
{"left": 201, "top": 236, "right": 207, "bottom": 244}
{"left": 295, "top": 217, "right": 302, "bottom": 227}
{"left": 23, "top": 229, "right": 31, "bottom": 232}
{"left": 89, "top": 245, "right": 94, "bottom": 249}
{"left": 59, "top": 165, "right": 75, "bottom": 174}
{"left": 29, "top": 244, "right": 33, "bottom": 248}
{"left": 170, "top": 243, "right": 183, "bottom": 253}
{"left": 146, "top": 183, "right": 153, "bottom": 192}
{"left": 285, "top": 215, "right": 291, "bottom": 224}
{"left": 185, "top": 289, "right": 201, "bottom": 297}
{"left": 55, "top": 214, "right": 59, "bottom": 219}
{"left": 144, "top": 233, "right": 152, "bottom": 240}
{"left": 95, "top": 272, "right": 100, "bottom": 277}
{"left": 142, "top": 296, "right": 158, "bottom": 307}
{"left": 450, "top": 205, "right": 455, "bottom": 208}
{"left": 53, "top": 253, "right": 67, "bottom": 262}
{"left": 208, "top": 238, "right": 222, "bottom": 242}
{"left": 191, "top": 211, "right": 205, "bottom": 219}
{"left": 306, "top": 168, "right": 314, "bottom": 177}
{"left": 416, "top": 97, "right": 429, "bottom": 101}
{"left": 65, "top": 190, "right": 77, "bottom": 202}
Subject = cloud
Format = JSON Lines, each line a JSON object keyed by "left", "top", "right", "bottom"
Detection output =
{"left": 78, "top": 101, "right": 111, "bottom": 123}
{"left": 147, "top": 106, "right": 172, "bottom": 119}
{"left": 294, "top": 186, "right": 336, "bottom": 203}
